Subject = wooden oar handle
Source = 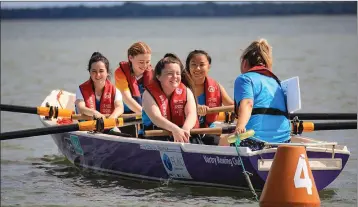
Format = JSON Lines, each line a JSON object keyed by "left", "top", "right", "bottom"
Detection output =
{"left": 121, "top": 113, "right": 142, "bottom": 118}
{"left": 70, "top": 113, "right": 141, "bottom": 121}
{"left": 206, "top": 105, "right": 234, "bottom": 114}
{"left": 144, "top": 127, "right": 230, "bottom": 137}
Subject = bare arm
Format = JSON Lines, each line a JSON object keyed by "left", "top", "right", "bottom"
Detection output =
{"left": 108, "top": 100, "right": 124, "bottom": 119}
{"left": 142, "top": 91, "right": 181, "bottom": 132}
{"left": 182, "top": 88, "right": 198, "bottom": 131}
{"left": 121, "top": 90, "right": 142, "bottom": 113}
{"left": 219, "top": 83, "right": 234, "bottom": 106}
{"left": 75, "top": 100, "right": 105, "bottom": 118}
{"left": 235, "top": 98, "right": 253, "bottom": 131}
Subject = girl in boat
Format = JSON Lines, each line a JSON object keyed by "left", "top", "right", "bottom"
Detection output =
{"left": 185, "top": 50, "right": 234, "bottom": 145}
{"left": 141, "top": 53, "right": 202, "bottom": 144}
{"left": 75, "top": 52, "right": 124, "bottom": 121}
{"left": 114, "top": 41, "right": 153, "bottom": 136}
{"left": 231, "top": 38, "right": 291, "bottom": 150}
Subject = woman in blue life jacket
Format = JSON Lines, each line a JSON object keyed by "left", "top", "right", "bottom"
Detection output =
{"left": 140, "top": 53, "right": 203, "bottom": 144}
{"left": 230, "top": 39, "right": 291, "bottom": 151}
{"left": 75, "top": 52, "right": 124, "bottom": 131}
{"left": 185, "top": 50, "right": 234, "bottom": 145}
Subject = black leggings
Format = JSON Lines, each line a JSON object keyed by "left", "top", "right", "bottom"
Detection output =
{"left": 199, "top": 134, "right": 221, "bottom": 145}
{"left": 119, "top": 125, "right": 137, "bottom": 137}
{"left": 230, "top": 138, "right": 291, "bottom": 151}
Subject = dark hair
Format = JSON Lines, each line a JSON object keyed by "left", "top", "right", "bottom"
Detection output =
{"left": 87, "top": 52, "right": 111, "bottom": 76}
{"left": 185, "top": 50, "right": 212, "bottom": 72}
{"left": 154, "top": 53, "right": 196, "bottom": 95}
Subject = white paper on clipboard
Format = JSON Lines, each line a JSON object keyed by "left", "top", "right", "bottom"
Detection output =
{"left": 281, "top": 76, "right": 301, "bottom": 113}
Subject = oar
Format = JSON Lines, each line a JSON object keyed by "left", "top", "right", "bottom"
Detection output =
{"left": 70, "top": 113, "right": 141, "bottom": 121}
{"left": 293, "top": 121, "right": 357, "bottom": 132}
{"left": 288, "top": 113, "right": 357, "bottom": 120}
{"left": 0, "top": 104, "right": 141, "bottom": 119}
{"left": 202, "top": 105, "right": 357, "bottom": 120}
{"left": 0, "top": 103, "right": 74, "bottom": 118}
{"left": 0, "top": 117, "right": 141, "bottom": 141}
{"left": 144, "top": 126, "right": 237, "bottom": 137}
{"left": 144, "top": 121, "right": 357, "bottom": 137}
{"left": 216, "top": 111, "right": 356, "bottom": 121}
{"left": 228, "top": 122, "right": 357, "bottom": 144}
{"left": 206, "top": 105, "right": 234, "bottom": 114}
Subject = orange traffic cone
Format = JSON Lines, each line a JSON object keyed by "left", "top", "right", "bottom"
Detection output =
{"left": 259, "top": 145, "right": 321, "bottom": 207}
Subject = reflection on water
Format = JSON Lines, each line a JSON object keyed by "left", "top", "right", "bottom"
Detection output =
{"left": 29, "top": 154, "right": 340, "bottom": 202}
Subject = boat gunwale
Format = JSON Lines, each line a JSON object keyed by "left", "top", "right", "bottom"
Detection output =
{"left": 40, "top": 89, "right": 351, "bottom": 157}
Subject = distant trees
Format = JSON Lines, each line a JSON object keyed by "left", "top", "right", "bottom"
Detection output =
{"left": 1, "top": 2, "right": 356, "bottom": 20}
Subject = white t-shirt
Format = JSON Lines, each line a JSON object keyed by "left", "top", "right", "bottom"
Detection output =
{"left": 75, "top": 87, "right": 123, "bottom": 103}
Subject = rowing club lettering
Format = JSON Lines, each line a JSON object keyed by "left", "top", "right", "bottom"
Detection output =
{"left": 203, "top": 155, "right": 241, "bottom": 167}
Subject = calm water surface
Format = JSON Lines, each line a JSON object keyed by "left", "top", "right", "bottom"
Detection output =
{"left": 1, "top": 16, "right": 357, "bottom": 206}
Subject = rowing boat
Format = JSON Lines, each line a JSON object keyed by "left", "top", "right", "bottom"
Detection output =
{"left": 39, "top": 89, "right": 350, "bottom": 191}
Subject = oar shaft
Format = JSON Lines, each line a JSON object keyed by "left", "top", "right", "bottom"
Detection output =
{"left": 207, "top": 105, "right": 234, "bottom": 114}
{"left": 1, "top": 104, "right": 141, "bottom": 120}
{"left": 144, "top": 126, "right": 236, "bottom": 137}
{"left": 289, "top": 113, "right": 357, "bottom": 120}
{"left": 0, "top": 124, "right": 79, "bottom": 140}
{"left": 0, "top": 104, "right": 73, "bottom": 117}
{"left": 204, "top": 106, "right": 357, "bottom": 120}
{"left": 0, "top": 104, "right": 38, "bottom": 114}
{"left": 0, "top": 116, "right": 142, "bottom": 141}
{"left": 312, "top": 121, "right": 357, "bottom": 131}
{"left": 145, "top": 121, "right": 357, "bottom": 137}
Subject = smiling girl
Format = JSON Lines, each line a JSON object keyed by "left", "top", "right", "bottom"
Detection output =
{"left": 114, "top": 41, "right": 153, "bottom": 114}
{"left": 75, "top": 52, "right": 124, "bottom": 119}
{"left": 141, "top": 53, "right": 202, "bottom": 144}
{"left": 185, "top": 50, "right": 234, "bottom": 145}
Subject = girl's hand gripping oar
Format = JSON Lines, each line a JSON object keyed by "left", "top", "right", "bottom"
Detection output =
{"left": 144, "top": 126, "right": 237, "bottom": 137}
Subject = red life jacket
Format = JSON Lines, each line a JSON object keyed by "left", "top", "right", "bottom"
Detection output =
{"left": 118, "top": 61, "right": 153, "bottom": 105}
{"left": 79, "top": 79, "right": 116, "bottom": 115}
{"left": 246, "top": 65, "right": 280, "bottom": 82}
{"left": 145, "top": 81, "right": 199, "bottom": 128}
{"left": 234, "top": 65, "right": 288, "bottom": 118}
{"left": 202, "top": 77, "right": 222, "bottom": 127}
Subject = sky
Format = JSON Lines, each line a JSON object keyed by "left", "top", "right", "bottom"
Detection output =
{"left": 0, "top": 1, "right": 253, "bottom": 9}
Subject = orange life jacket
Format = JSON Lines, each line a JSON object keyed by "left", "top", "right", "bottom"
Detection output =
{"left": 79, "top": 79, "right": 116, "bottom": 115}
{"left": 118, "top": 61, "right": 153, "bottom": 105}
{"left": 145, "top": 81, "right": 199, "bottom": 128}
{"left": 202, "top": 77, "right": 222, "bottom": 127}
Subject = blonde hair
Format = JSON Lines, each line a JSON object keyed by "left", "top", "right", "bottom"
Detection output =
{"left": 241, "top": 38, "right": 272, "bottom": 70}
{"left": 127, "top": 41, "right": 152, "bottom": 58}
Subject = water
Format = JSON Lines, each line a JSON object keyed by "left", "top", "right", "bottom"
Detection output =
{"left": 1, "top": 16, "right": 357, "bottom": 206}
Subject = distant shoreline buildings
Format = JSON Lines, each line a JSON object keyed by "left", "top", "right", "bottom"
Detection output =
{"left": 1, "top": 2, "right": 356, "bottom": 20}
